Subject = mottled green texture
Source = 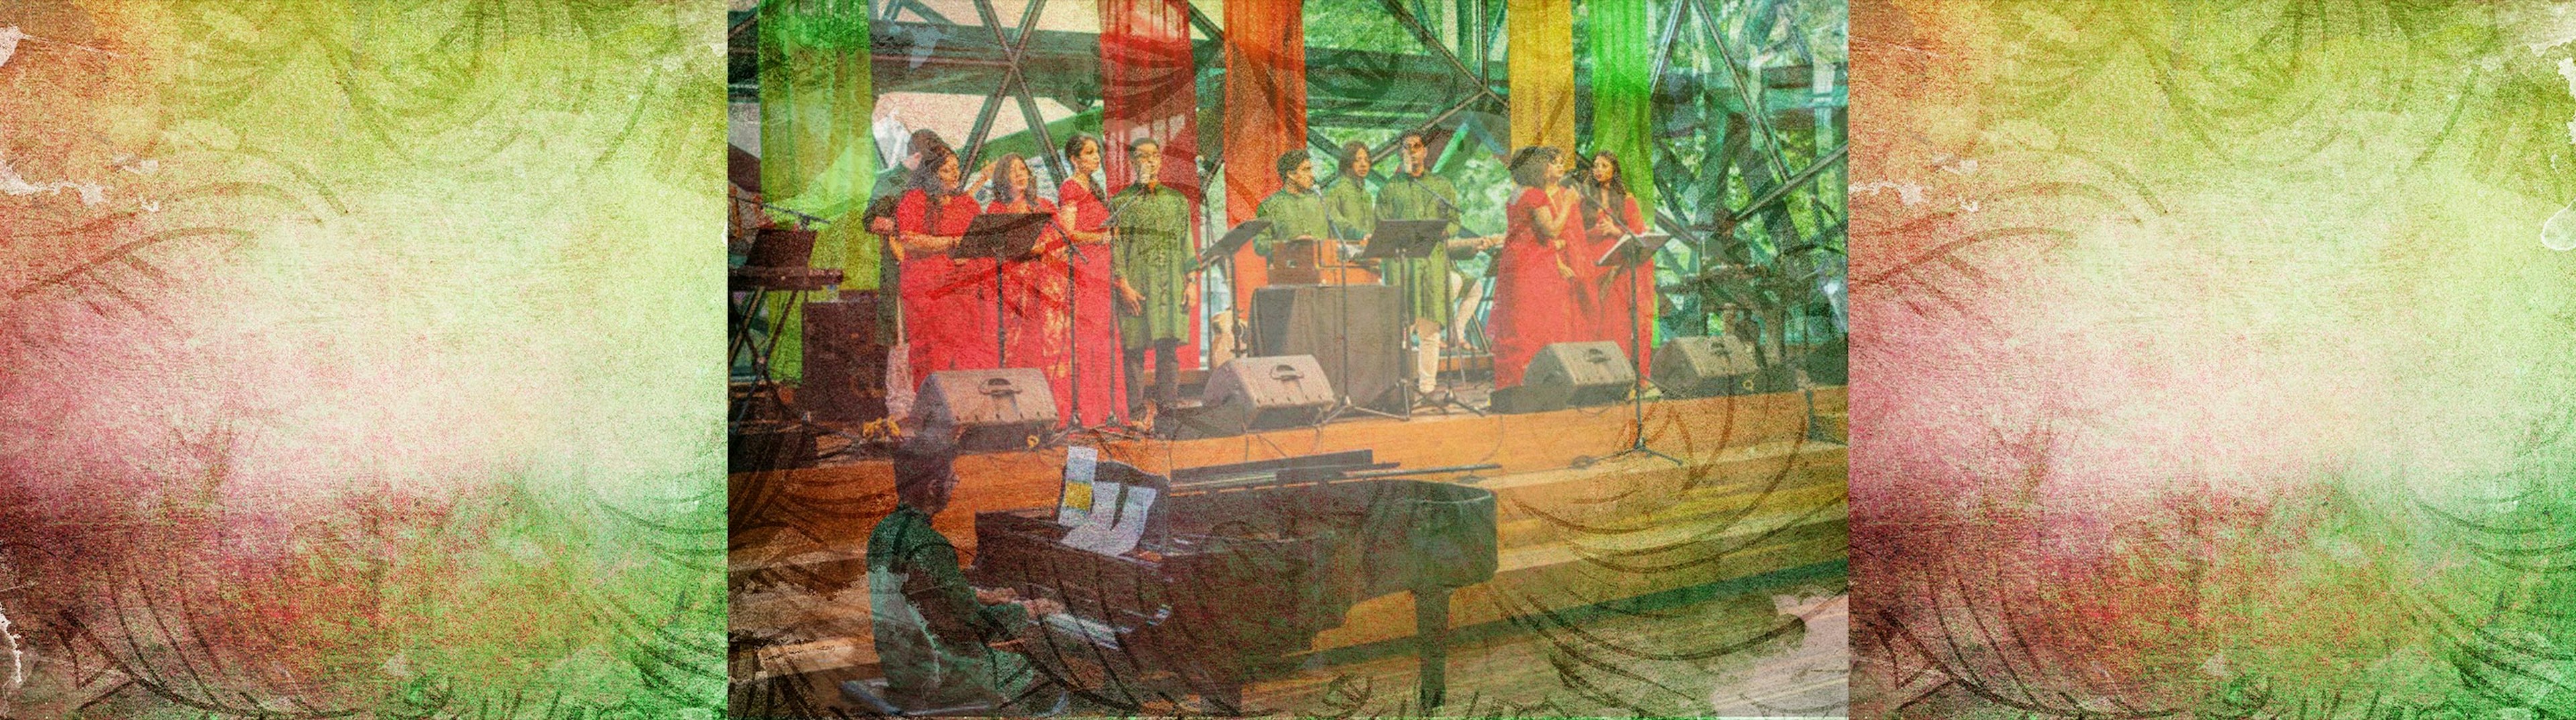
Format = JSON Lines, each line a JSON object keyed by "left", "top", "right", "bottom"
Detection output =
{"left": 1854, "top": 1, "right": 2576, "bottom": 717}
{"left": 1322, "top": 176, "right": 1376, "bottom": 242}
{"left": 1253, "top": 189, "right": 1332, "bottom": 258}
{"left": 1112, "top": 183, "right": 1194, "bottom": 346}
{"left": 1587, "top": 0, "right": 1656, "bottom": 211}
{"left": 758, "top": 3, "right": 876, "bottom": 382}
{"left": 1377, "top": 171, "right": 1465, "bottom": 324}
{"left": 0, "top": 1, "right": 724, "bottom": 716}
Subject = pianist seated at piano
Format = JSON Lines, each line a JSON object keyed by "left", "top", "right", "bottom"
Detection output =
{"left": 867, "top": 438, "right": 1066, "bottom": 710}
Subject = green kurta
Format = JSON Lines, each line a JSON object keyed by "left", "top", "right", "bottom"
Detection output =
{"left": 1252, "top": 189, "right": 1333, "bottom": 258}
{"left": 1376, "top": 171, "right": 1466, "bottom": 324}
{"left": 1111, "top": 183, "right": 1195, "bottom": 348}
{"left": 1321, "top": 178, "right": 1375, "bottom": 242}
{"left": 867, "top": 505, "right": 1032, "bottom": 707}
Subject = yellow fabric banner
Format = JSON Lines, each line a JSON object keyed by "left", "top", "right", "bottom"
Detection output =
{"left": 1507, "top": 0, "right": 1575, "bottom": 154}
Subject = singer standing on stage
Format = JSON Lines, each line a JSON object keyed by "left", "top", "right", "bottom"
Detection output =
{"left": 1055, "top": 134, "right": 1123, "bottom": 429}
{"left": 1322, "top": 142, "right": 1377, "bottom": 250}
{"left": 1489, "top": 146, "right": 1582, "bottom": 388}
{"left": 1578, "top": 150, "right": 1654, "bottom": 368}
{"left": 1110, "top": 138, "right": 1195, "bottom": 420}
{"left": 986, "top": 154, "right": 1069, "bottom": 402}
{"left": 1376, "top": 130, "right": 1500, "bottom": 394}
{"left": 894, "top": 143, "right": 996, "bottom": 382}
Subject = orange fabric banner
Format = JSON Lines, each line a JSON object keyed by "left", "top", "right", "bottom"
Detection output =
{"left": 1220, "top": 0, "right": 1307, "bottom": 319}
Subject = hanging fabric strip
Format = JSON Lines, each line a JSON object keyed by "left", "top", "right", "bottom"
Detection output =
{"left": 757, "top": 0, "right": 875, "bottom": 382}
{"left": 1506, "top": 0, "right": 1574, "bottom": 154}
{"left": 1589, "top": 0, "right": 1658, "bottom": 339}
{"left": 1220, "top": 0, "right": 1307, "bottom": 324}
{"left": 1099, "top": 0, "right": 1206, "bottom": 368}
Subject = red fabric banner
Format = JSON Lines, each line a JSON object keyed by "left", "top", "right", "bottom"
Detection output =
{"left": 1220, "top": 1, "right": 1307, "bottom": 321}
{"left": 1099, "top": 0, "right": 1206, "bottom": 368}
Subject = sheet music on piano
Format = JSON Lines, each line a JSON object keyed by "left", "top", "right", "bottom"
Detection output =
{"left": 1057, "top": 480, "right": 1125, "bottom": 554}
{"left": 1057, "top": 446, "right": 1099, "bottom": 525}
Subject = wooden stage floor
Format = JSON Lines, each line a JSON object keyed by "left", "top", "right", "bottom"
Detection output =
{"left": 729, "top": 386, "right": 1849, "bottom": 717}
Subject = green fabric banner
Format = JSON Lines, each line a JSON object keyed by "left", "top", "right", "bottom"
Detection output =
{"left": 757, "top": 3, "right": 875, "bottom": 382}
{"left": 1588, "top": 0, "right": 1656, "bottom": 211}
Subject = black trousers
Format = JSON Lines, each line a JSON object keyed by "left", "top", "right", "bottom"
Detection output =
{"left": 1122, "top": 339, "right": 1181, "bottom": 415}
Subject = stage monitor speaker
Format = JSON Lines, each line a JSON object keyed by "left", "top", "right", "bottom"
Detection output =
{"left": 1496, "top": 342, "right": 1633, "bottom": 413}
{"left": 803, "top": 294, "right": 890, "bottom": 423}
{"left": 1203, "top": 354, "right": 1335, "bottom": 432}
{"left": 912, "top": 368, "right": 1059, "bottom": 451}
{"left": 1249, "top": 285, "right": 1404, "bottom": 413}
{"left": 1652, "top": 336, "right": 1792, "bottom": 398}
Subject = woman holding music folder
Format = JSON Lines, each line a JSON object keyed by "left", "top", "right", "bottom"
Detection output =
{"left": 1488, "top": 146, "right": 1583, "bottom": 388}
{"left": 1577, "top": 150, "right": 1654, "bottom": 369}
{"left": 1051, "top": 135, "right": 1124, "bottom": 429}
{"left": 893, "top": 142, "right": 997, "bottom": 382}
{"left": 988, "top": 154, "right": 1066, "bottom": 404}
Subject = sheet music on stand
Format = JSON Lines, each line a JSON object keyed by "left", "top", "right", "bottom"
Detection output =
{"left": 1057, "top": 454, "right": 1161, "bottom": 556}
{"left": 1595, "top": 233, "right": 1671, "bottom": 267}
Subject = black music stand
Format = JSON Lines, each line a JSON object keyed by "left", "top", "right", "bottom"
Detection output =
{"left": 960, "top": 212, "right": 1051, "bottom": 365}
{"left": 1596, "top": 232, "right": 1678, "bottom": 466}
{"left": 1194, "top": 219, "right": 1270, "bottom": 393}
{"left": 1362, "top": 219, "right": 1483, "bottom": 417}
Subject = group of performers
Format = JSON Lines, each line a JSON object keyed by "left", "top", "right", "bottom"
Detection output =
{"left": 857, "top": 125, "right": 1660, "bottom": 429}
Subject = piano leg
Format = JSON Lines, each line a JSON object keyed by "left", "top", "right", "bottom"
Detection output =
{"left": 1414, "top": 585, "right": 1453, "bottom": 712}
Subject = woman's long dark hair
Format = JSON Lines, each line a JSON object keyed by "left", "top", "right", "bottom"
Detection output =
{"left": 1581, "top": 150, "right": 1629, "bottom": 220}
{"left": 911, "top": 142, "right": 961, "bottom": 217}
{"left": 989, "top": 153, "right": 1033, "bottom": 207}
{"left": 1508, "top": 146, "right": 1562, "bottom": 189}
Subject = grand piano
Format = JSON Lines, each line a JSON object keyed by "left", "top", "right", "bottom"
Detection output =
{"left": 970, "top": 450, "right": 1499, "bottom": 715}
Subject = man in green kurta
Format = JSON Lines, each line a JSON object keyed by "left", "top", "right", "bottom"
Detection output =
{"left": 867, "top": 438, "right": 1061, "bottom": 709}
{"left": 1322, "top": 142, "right": 1377, "bottom": 246}
{"left": 1111, "top": 138, "right": 1196, "bottom": 418}
{"left": 1376, "top": 130, "right": 1501, "bottom": 393}
{"left": 1252, "top": 150, "right": 1334, "bottom": 262}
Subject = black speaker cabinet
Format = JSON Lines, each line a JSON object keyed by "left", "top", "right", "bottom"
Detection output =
{"left": 1496, "top": 341, "right": 1633, "bottom": 413}
{"left": 1205, "top": 354, "right": 1336, "bottom": 432}
{"left": 1652, "top": 335, "right": 1792, "bottom": 397}
{"left": 912, "top": 368, "right": 1059, "bottom": 451}
{"left": 1249, "top": 285, "right": 1405, "bottom": 414}
{"left": 803, "top": 294, "right": 889, "bottom": 423}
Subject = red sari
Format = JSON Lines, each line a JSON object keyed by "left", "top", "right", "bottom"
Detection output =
{"left": 1580, "top": 193, "right": 1654, "bottom": 369}
{"left": 1053, "top": 178, "right": 1124, "bottom": 427}
{"left": 988, "top": 195, "right": 1075, "bottom": 426}
{"left": 896, "top": 189, "right": 997, "bottom": 384}
{"left": 1489, "top": 187, "right": 1581, "bottom": 388}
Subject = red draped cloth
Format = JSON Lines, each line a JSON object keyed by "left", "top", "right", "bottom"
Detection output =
{"left": 1578, "top": 193, "right": 1654, "bottom": 369}
{"left": 896, "top": 189, "right": 996, "bottom": 383}
{"left": 1053, "top": 178, "right": 1126, "bottom": 427}
{"left": 1099, "top": 0, "right": 1205, "bottom": 368}
{"left": 1490, "top": 187, "right": 1581, "bottom": 387}
{"left": 1220, "top": 1, "right": 1305, "bottom": 322}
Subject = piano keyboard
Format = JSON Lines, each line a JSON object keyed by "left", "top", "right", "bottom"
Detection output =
{"left": 1042, "top": 612, "right": 1124, "bottom": 650}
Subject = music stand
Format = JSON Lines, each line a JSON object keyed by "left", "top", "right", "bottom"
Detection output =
{"left": 961, "top": 212, "right": 1052, "bottom": 368}
{"left": 1358, "top": 219, "right": 1480, "bottom": 417}
{"left": 1595, "top": 232, "right": 1678, "bottom": 466}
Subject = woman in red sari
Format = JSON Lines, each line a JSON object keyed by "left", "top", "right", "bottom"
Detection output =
{"left": 1578, "top": 150, "right": 1654, "bottom": 369}
{"left": 1052, "top": 135, "right": 1123, "bottom": 428}
{"left": 1489, "top": 146, "right": 1582, "bottom": 388}
{"left": 894, "top": 144, "right": 996, "bottom": 382}
{"left": 985, "top": 153, "right": 1080, "bottom": 427}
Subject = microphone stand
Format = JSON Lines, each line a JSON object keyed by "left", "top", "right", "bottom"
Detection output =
{"left": 1053, "top": 174, "right": 1152, "bottom": 444}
